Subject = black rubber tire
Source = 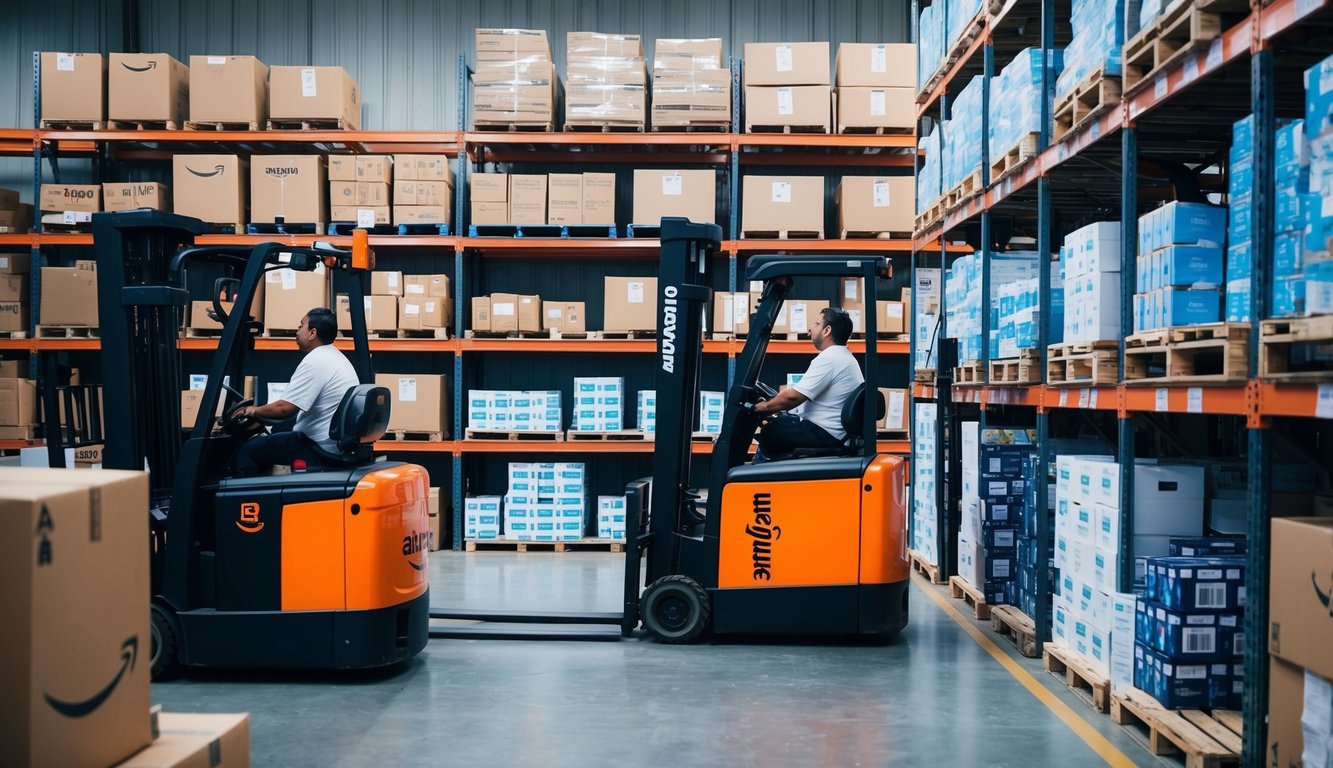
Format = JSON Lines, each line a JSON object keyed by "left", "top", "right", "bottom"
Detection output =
{"left": 150, "top": 604, "right": 180, "bottom": 680}
{"left": 641, "top": 575, "right": 711, "bottom": 644}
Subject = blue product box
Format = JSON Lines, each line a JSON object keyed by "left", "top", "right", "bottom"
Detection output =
{"left": 977, "top": 524, "right": 1020, "bottom": 550}
{"left": 980, "top": 499, "right": 1024, "bottom": 525}
{"left": 1208, "top": 662, "right": 1245, "bottom": 710}
{"left": 1144, "top": 601, "right": 1244, "bottom": 661}
{"left": 1226, "top": 278, "right": 1251, "bottom": 323}
{"left": 1158, "top": 244, "right": 1223, "bottom": 287}
{"left": 1168, "top": 537, "right": 1247, "bottom": 557}
{"left": 1276, "top": 179, "right": 1306, "bottom": 233}
{"left": 1275, "top": 232, "right": 1305, "bottom": 278}
{"left": 1225, "top": 242, "right": 1251, "bottom": 280}
{"left": 1228, "top": 156, "right": 1254, "bottom": 198}
{"left": 1229, "top": 197, "right": 1253, "bottom": 242}
{"left": 1272, "top": 275, "right": 1306, "bottom": 318}
{"left": 1161, "top": 287, "right": 1220, "bottom": 326}
{"left": 1304, "top": 53, "right": 1333, "bottom": 136}
{"left": 1231, "top": 114, "right": 1254, "bottom": 157}
{"left": 1152, "top": 556, "right": 1246, "bottom": 611}
{"left": 1138, "top": 643, "right": 1213, "bottom": 710}
{"left": 1161, "top": 202, "right": 1227, "bottom": 247}
{"left": 1275, "top": 119, "right": 1307, "bottom": 169}
{"left": 979, "top": 579, "right": 1009, "bottom": 605}
{"left": 982, "top": 551, "right": 1016, "bottom": 581}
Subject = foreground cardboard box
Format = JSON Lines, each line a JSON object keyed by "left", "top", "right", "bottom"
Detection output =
{"left": 1268, "top": 655, "right": 1305, "bottom": 768}
{"left": 40, "top": 184, "right": 100, "bottom": 214}
{"left": 40, "top": 52, "right": 105, "bottom": 123}
{"left": 375, "top": 373, "right": 449, "bottom": 435}
{"left": 0, "top": 469, "right": 152, "bottom": 768}
{"left": 604, "top": 276, "right": 657, "bottom": 331}
{"left": 109, "top": 53, "right": 189, "bottom": 124}
{"left": 631, "top": 169, "right": 715, "bottom": 225}
{"left": 40, "top": 261, "right": 99, "bottom": 326}
{"left": 837, "top": 176, "right": 914, "bottom": 235}
{"left": 834, "top": 87, "right": 914, "bottom": 133}
{"left": 173, "top": 154, "right": 246, "bottom": 225}
{"left": 508, "top": 175, "right": 547, "bottom": 225}
{"left": 744, "top": 86, "right": 831, "bottom": 132}
{"left": 336, "top": 294, "right": 398, "bottom": 332}
{"left": 744, "top": 42, "right": 830, "bottom": 85}
{"left": 263, "top": 264, "right": 328, "bottom": 330}
{"left": 487, "top": 293, "right": 541, "bottom": 333}
{"left": 116, "top": 712, "right": 250, "bottom": 768}
{"left": 0, "top": 377, "right": 37, "bottom": 427}
{"left": 189, "top": 55, "right": 267, "bottom": 125}
{"left": 542, "top": 301, "right": 585, "bottom": 334}
{"left": 835, "top": 43, "right": 915, "bottom": 88}
{"left": 269, "top": 66, "right": 360, "bottom": 129}
{"left": 250, "top": 155, "right": 326, "bottom": 224}
{"left": 741, "top": 176, "right": 824, "bottom": 236}
{"left": 103, "top": 182, "right": 169, "bottom": 212}
{"left": 1269, "top": 517, "right": 1333, "bottom": 680}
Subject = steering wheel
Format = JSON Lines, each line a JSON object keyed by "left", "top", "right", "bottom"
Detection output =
{"left": 738, "top": 381, "right": 779, "bottom": 412}
{"left": 221, "top": 398, "right": 268, "bottom": 440}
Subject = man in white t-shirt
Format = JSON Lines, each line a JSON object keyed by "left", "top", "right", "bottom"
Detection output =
{"left": 232, "top": 307, "right": 361, "bottom": 476}
{"left": 752, "top": 307, "right": 864, "bottom": 460}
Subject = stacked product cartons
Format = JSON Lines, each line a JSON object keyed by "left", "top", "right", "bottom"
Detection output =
{"left": 945, "top": 250, "right": 1039, "bottom": 363}
{"left": 946, "top": 0, "right": 984, "bottom": 54}
{"left": 916, "top": 3, "right": 944, "bottom": 93}
{"left": 504, "top": 463, "right": 539, "bottom": 540}
{"left": 467, "top": 389, "right": 563, "bottom": 432}
{"left": 571, "top": 377, "right": 624, "bottom": 432}
{"left": 565, "top": 32, "right": 646, "bottom": 129}
{"left": 988, "top": 49, "right": 1063, "bottom": 165}
{"left": 1009, "top": 453, "right": 1054, "bottom": 618}
{"left": 1051, "top": 454, "right": 1124, "bottom": 670}
{"left": 1133, "top": 203, "right": 1227, "bottom": 331}
{"left": 1225, "top": 116, "right": 1256, "bottom": 322}
{"left": 393, "top": 154, "right": 454, "bottom": 227}
{"left": 636, "top": 390, "right": 657, "bottom": 434}
{"left": 652, "top": 39, "right": 730, "bottom": 129}
{"left": 698, "top": 390, "right": 725, "bottom": 434}
{"left": 834, "top": 43, "right": 915, "bottom": 134}
{"left": 743, "top": 42, "right": 831, "bottom": 133}
{"left": 472, "top": 29, "right": 556, "bottom": 128}
{"left": 327, "top": 155, "right": 392, "bottom": 226}
{"left": 1055, "top": 0, "right": 1123, "bottom": 104}
{"left": 917, "top": 128, "right": 943, "bottom": 212}
{"left": 1303, "top": 54, "right": 1333, "bottom": 316}
{"left": 942, "top": 76, "right": 983, "bottom": 194}
{"left": 464, "top": 496, "right": 502, "bottom": 540}
{"left": 1061, "top": 222, "right": 1122, "bottom": 343}
{"left": 1273, "top": 119, "right": 1316, "bottom": 318}
{"left": 958, "top": 423, "right": 1037, "bottom": 604}
{"left": 597, "top": 495, "right": 628, "bottom": 540}
{"left": 910, "top": 401, "right": 940, "bottom": 565}
{"left": 913, "top": 268, "right": 942, "bottom": 371}
{"left": 995, "top": 263, "right": 1063, "bottom": 359}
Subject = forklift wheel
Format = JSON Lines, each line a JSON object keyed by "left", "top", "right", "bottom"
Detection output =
{"left": 150, "top": 604, "right": 181, "bottom": 680}
{"left": 641, "top": 575, "right": 711, "bottom": 644}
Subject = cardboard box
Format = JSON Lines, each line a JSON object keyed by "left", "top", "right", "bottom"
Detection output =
{"left": 263, "top": 264, "right": 328, "bottom": 330}
{"left": 712, "top": 292, "right": 751, "bottom": 335}
{"left": 0, "top": 274, "right": 27, "bottom": 302}
{"left": 471, "top": 82, "right": 557, "bottom": 123}
{"left": 744, "top": 86, "right": 831, "bottom": 132}
{"left": 173, "top": 154, "right": 246, "bottom": 225}
{"left": 471, "top": 201, "right": 508, "bottom": 226}
{"left": 376, "top": 373, "right": 449, "bottom": 434}
{"left": 834, "top": 87, "right": 913, "bottom": 132}
{"left": 471, "top": 173, "right": 508, "bottom": 202}
{"left": 404, "top": 274, "right": 450, "bottom": 298}
{"left": 542, "top": 301, "right": 586, "bottom": 334}
{"left": 392, "top": 181, "right": 451, "bottom": 208}
{"left": 0, "top": 252, "right": 30, "bottom": 274}
{"left": 879, "top": 387, "right": 908, "bottom": 431}
{"left": 1270, "top": 517, "right": 1333, "bottom": 680}
{"left": 102, "top": 182, "right": 169, "bottom": 212}
{"left": 269, "top": 66, "right": 360, "bottom": 129}
{"left": 336, "top": 294, "right": 398, "bottom": 332}
{"left": 40, "top": 52, "right": 105, "bottom": 123}
{"left": 0, "top": 204, "right": 35, "bottom": 231}
{"left": 0, "top": 302, "right": 24, "bottom": 332}
{"left": 328, "top": 156, "right": 357, "bottom": 182}
{"left": 0, "top": 378, "right": 37, "bottom": 426}
{"left": 471, "top": 296, "right": 491, "bottom": 332}
{"left": 486, "top": 293, "right": 541, "bottom": 333}
{"left": 548, "top": 173, "right": 583, "bottom": 225}
{"left": 187, "top": 293, "right": 263, "bottom": 329}
{"left": 474, "top": 28, "right": 551, "bottom": 61}
{"left": 115, "top": 712, "right": 251, "bottom": 768}
{"left": 39, "top": 261, "right": 99, "bottom": 326}
{"left": 0, "top": 469, "right": 152, "bottom": 768}
{"left": 250, "top": 155, "right": 326, "bottom": 224}
{"left": 355, "top": 182, "right": 390, "bottom": 207}
{"left": 743, "top": 42, "right": 830, "bottom": 85}
{"left": 395, "top": 205, "right": 451, "bottom": 226}
{"left": 631, "top": 169, "right": 716, "bottom": 225}
{"left": 428, "top": 488, "right": 443, "bottom": 551}
{"left": 604, "top": 276, "right": 657, "bottom": 331}
{"left": 356, "top": 156, "right": 392, "bottom": 183}
{"left": 838, "top": 176, "right": 914, "bottom": 235}
{"left": 582, "top": 172, "right": 615, "bottom": 225}
{"left": 742, "top": 176, "right": 824, "bottom": 236}
{"left": 189, "top": 55, "right": 267, "bottom": 125}
{"left": 329, "top": 205, "right": 390, "bottom": 226}
{"left": 372, "top": 271, "right": 404, "bottom": 297}
{"left": 109, "top": 53, "right": 189, "bottom": 124}
{"left": 0, "top": 359, "right": 29, "bottom": 378}
{"left": 1268, "top": 656, "right": 1307, "bottom": 768}
{"left": 835, "top": 43, "right": 915, "bottom": 88}
{"left": 40, "top": 184, "right": 100, "bottom": 213}
{"left": 393, "top": 155, "right": 451, "bottom": 182}
{"left": 180, "top": 388, "right": 225, "bottom": 428}
{"left": 508, "top": 174, "right": 547, "bottom": 225}
{"left": 398, "top": 296, "right": 451, "bottom": 330}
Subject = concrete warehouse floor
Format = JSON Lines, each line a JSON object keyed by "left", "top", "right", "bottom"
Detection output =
{"left": 151, "top": 553, "right": 1175, "bottom": 767}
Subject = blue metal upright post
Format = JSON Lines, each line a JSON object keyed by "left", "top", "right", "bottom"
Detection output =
{"left": 1116, "top": 126, "right": 1139, "bottom": 592}
{"left": 452, "top": 53, "right": 469, "bottom": 550}
{"left": 1033, "top": 0, "right": 1055, "bottom": 647}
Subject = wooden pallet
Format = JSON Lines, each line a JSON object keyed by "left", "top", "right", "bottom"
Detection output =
{"left": 1053, "top": 70, "right": 1122, "bottom": 142}
{"left": 989, "top": 604, "right": 1039, "bottom": 657}
{"left": 465, "top": 537, "right": 625, "bottom": 553}
{"left": 945, "top": 170, "right": 984, "bottom": 209}
{"left": 740, "top": 230, "right": 823, "bottom": 240}
{"left": 649, "top": 122, "right": 732, "bottom": 133}
{"left": 953, "top": 360, "right": 985, "bottom": 386}
{"left": 837, "top": 125, "right": 915, "bottom": 135}
{"left": 1196, "top": 0, "right": 1250, "bottom": 10}
{"left": 108, "top": 119, "right": 180, "bottom": 131}
{"left": 0, "top": 330, "right": 29, "bottom": 339}
{"left": 337, "top": 328, "right": 450, "bottom": 340}
{"left": 1259, "top": 314, "right": 1333, "bottom": 381}
{"left": 35, "top": 325, "right": 98, "bottom": 338}
{"left": 988, "top": 350, "right": 1042, "bottom": 386}
{"left": 598, "top": 329, "right": 656, "bottom": 339}
{"left": 184, "top": 120, "right": 261, "bottom": 131}
{"left": 1111, "top": 689, "right": 1241, "bottom": 768}
{"left": 916, "top": 3, "right": 987, "bottom": 103}
{"left": 566, "top": 429, "right": 653, "bottom": 442}
{"left": 915, "top": 196, "right": 948, "bottom": 233}
{"left": 464, "top": 428, "right": 565, "bottom": 441}
{"left": 1123, "top": 1, "right": 1223, "bottom": 94}
{"left": 379, "top": 430, "right": 446, "bottom": 443}
{"left": 266, "top": 118, "right": 355, "bottom": 131}
{"left": 472, "top": 121, "right": 555, "bottom": 132}
{"left": 247, "top": 222, "right": 324, "bottom": 235}
{"left": 691, "top": 431, "right": 720, "bottom": 442}
{"left": 989, "top": 133, "right": 1040, "bottom": 183}
{"left": 463, "top": 329, "right": 551, "bottom": 340}
{"left": 39, "top": 119, "right": 104, "bottom": 130}
{"left": 908, "top": 549, "right": 943, "bottom": 583}
{"left": 948, "top": 575, "right": 991, "bottom": 620}
{"left": 745, "top": 124, "right": 830, "bottom": 134}
{"left": 1047, "top": 340, "right": 1119, "bottom": 386}
{"left": 914, "top": 368, "right": 936, "bottom": 384}
{"left": 1124, "top": 324, "right": 1249, "bottom": 384}
{"left": 1043, "top": 642, "right": 1111, "bottom": 712}
{"left": 840, "top": 229, "right": 912, "bottom": 240}
{"left": 563, "top": 121, "right": 646, "bottom": 132}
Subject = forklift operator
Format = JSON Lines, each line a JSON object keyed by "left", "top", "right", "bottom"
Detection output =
{"left": 752, "top": 307, "right": 863, "bottom": 459}
{"left": 231, "top": 307, "right": 360, "bottom": 477}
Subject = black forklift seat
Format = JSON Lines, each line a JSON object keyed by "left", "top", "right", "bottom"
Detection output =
{"left": 305, "top": 384, "right": 392, "bottom": 467}
{"left": 771, "top": 383, "right": 885, "bottom": 462}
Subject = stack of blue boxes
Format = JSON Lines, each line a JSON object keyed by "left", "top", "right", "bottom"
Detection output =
{"left": 1226, "top": 115, "right": 1255, "bottom": 322}
{"left": 917, "top": 3, "right": 944, "bottom": 94}
{"left": 1134, "top": 544, "right": 1247, "bottom": 710}
{"left": 917, "top": 128, "right": 943, "bottom": 214}
{"left": 988, "top": 48, "right": 1063, "bottom": 164}
{"left": 1274, "top": 119, "right": 1312, "bottom": 318}
{"left": 1133, "top": 202, "right": 1228, "bottom": 332}
{"left": 943, "top": 76, "right": 985, "bottom": 194}
{"left": 1004, "top": 453, "right": 1055, "bottom": 622}
{"left": 1054, "top": 0, "right": 1123, "bottom": 104}
{"left": 1301, "top": 54, "right": 1333, "bottom": 317}
{"left": 959, "top": 426, "right": 1037, "bottom": 605}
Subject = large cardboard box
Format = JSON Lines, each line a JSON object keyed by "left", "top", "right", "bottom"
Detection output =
{"left": 631, "top": 169, "right": 715, "bottom": 225}
{"left": 0, "top": 302, "right": 25, "bottom": 333}
{"left": 474, "top": 28, "right": 551, "bottom": 61}
{"left": 542, "top": 301, "right": 586, "bottom": 334}
{"left": 376, "top": 373, "right": 449, "bottom": 435}
{"left": 40, "top": 184, "right": 100, "bottom": 214}
{"left": 263, "top": 264, "right": 328, "bottom": 330}
{"left": 0, "top": 359, "right": 30, "bottom": 378}
{"left": 1268, "top": 656, "right": 1306, "bottom": 768}
{"left": 269, "top": 66, "right": 360, "bottom": 129}
{"left": 0, "top": 469, "right": 152, "bottom": 768}
{"left": 115, "top": 712, "right": 251, "bottom": 768}
{"left": 835, "top": 43, "right": 916, "bottom": 88}
{"left": 393, "top": 155, "right": 451, "bottom": 182}
{"left": 173, "top": 154, "right": 246, "bottom": 225}
{"left": 741, "top": 176, "right": 824, "bottom": 237}
{"left": 102, "top": 182, "right": 169, "bottom": 212}
{"left": 745, "top": 86, "right": 831, "bottom": 132}
{"left": 398, "top": 296, "right": 451, "bottom": 330}
{"left": 40, "top": 52, "right": 105, "bottom": 123}
{"left": 582, "top": 172, "right": 616, "bottom": 225}
{"left": 108, "top": 53, "right": 189, "bottom": 124}
{"left": 547, "top": 174, "right": 583, "bottom": 225}
{"left": 39, "top": 261, "right": 99, "bottom": 326}
{"left": 250, "top": 155, "right": 326, "bottom": 224}
{"left": 471, "top": 173, "right": 508, "bottom": 203}
{"left": 744, "top": 42, "right": 830, "bottom": 85}
{"left": 604, "top": 276, "right": 657, "bottom": 331}
{"left": 508, "top": 175, "right": 547, "bottom": 225}
{"left": 336, "top": 294, "right": 398, "bottom": 333}
{"left": 1270, "top": 517, "right": 1333, "bottom": 680}
{"left": 189, "top": 55, "right": 267, "bottom": 125}
{"left": 404, "top": 274, "right": 450, "bottom": 298}
{"left": 0, "top": 378, "right": 37, "bottom": 427}
{"left": 838, "top": 176, "right": 914, "bottom": 235}
{"left": 835, "top": 87, "right": 914, "bottom": 132}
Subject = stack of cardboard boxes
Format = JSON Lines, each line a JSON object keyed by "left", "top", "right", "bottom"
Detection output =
{"left": 0, "top": 250, "right": 29, "bottom": 338}
{"left": 834, "top": 43, "right": 914, "bottom": 134}
{"left": 472, "top": 292, "right": 542, "bottom": 334}
{"left": 503, "top": 462, "right": 588, "bottom": 542}
{"left": 636, "top": 390, "right": 657, "bottom": 434}
{"left": 473, "top": 28, "right": 557, "bottom": 128}
{"left": 1061, "top": 221, "right": 1123, "bottom": 344}
{"left": 464, "top": 495, "right": 503, "bottom": 541}
{"left": 597, "top": 495, "right": 628, "bottom": 541}
{"left": 741, "top": 175, "right": 824, "bottom": 238}
{"left": 542, "top": 298, "right": 586, "bottom": 336}
{"left": 268, "top": 65, "right": 361, "bottom": 129}
{"left": 957, "top": 425, "right": 1037, "bottom": 605}
{"left": 0, "top": 360, "right": 36, "bottom": 439}
{"left": 546, "top": 172, "right": 616, "bottom": 228}
{"left": 467, "top": 390, "right": 563, "bottom": 433}
{"left": 910, "top": 401, "right": 939, "bottom": 565}
{"left": 1300, "top": 53, "right": 1333, "bottom": 316}
{"left": 571, "top": 377, "right": 624, "bottom": 432}
{"left": 744, "top": 42, "right": 830, "bottom": 133}
{"left": 40, "top": 183, "right": 101, "bottom": 227}
{"left": 631, "top": 169, "right": 716, "bottom": 227}
{"left": 0, "top": 187, "right": 34, "bottom": 233}
{"left": 651, "top": 38, "right": 730, "bottom": 129}
{"left": 470, "top": 172, "right": 612, "bottom": 229}
{"left": 375, "top": 372, "right": 450, "bottom": 437}
{"left": 39, "top": 259, "right": 99, "bottom": 328}
{"left": 697, "top": 390, "right": 725, "bottom": 435}
{"left": 1132, "top": 202, "right": 1227, "bottom": 332}
{"left": 394, "top": 154, "right": 454, "bottom": 227}
{"left": 839, "top": 276, "right": 908, "bottom": 337}
{"left": 329, "top": 155, "right": 392, "bottom": 226}
{"left": 565, "top": 32, "right": 646, "bottom": 129}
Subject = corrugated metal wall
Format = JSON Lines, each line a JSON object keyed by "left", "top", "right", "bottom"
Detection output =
{"left": 1, "top": 0, "right": 909, "bottom": 199}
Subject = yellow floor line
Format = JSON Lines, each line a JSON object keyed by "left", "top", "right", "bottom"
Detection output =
{"left": 913, "top": 574, "right": 1140, "bottom": 768}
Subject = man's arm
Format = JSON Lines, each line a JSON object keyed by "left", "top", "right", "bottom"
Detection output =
{"left": 754, "top": 387, "right": 808, "bottom": 415}
{"left": 241, "top": 400, "right": 299, "bottom": 421}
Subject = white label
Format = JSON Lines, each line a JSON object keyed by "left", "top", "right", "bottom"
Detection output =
{"left": 873, "top": 180, "right": 890, "bottom": 207}
{"left": 61, "top": 210, "right": 92, "bottom": 224}
{"left": 398, "top": 377, "right": 418, "bottom": 403}
{"left": 386, "top": 272, "right": 399, "bottom": 288}
{"left": 771, "top": 181, "right": 792, "bottom": 204}
{"left": 547, "top": 308, "right": 563, "bottom": 320}
{"left": 189, "top": 374, "right": 208, "bottom": 391}
{"left": 207, "top": 56, "right": 226, "bottom": 65}
{"left": 992, "top": 560, "right": 1011, "bottom": 578}
{"left": 1196, "top": 583, "right": 1227, "bottom": 609}
{"left": 281, "top": 269, "right": 296, "bottom": 291}
{"left": 363, "top": 297, "right": 373, "bottom": 312}
{"left": 1154, "top": 76, "right": 1168, "bottom": 101}
{"left": 492, "top": 302, "right": 515, "bottom": 316}
{"left": 988, "top": 481, "right": 1007, "bottom": 496}
{"left": 791, "top": 304, "right": 808, "bottom": 332}
{"left": 1078, "top": 389, "right": 1090, "bottom": 408}
{"left": 357, "top": 209, "right": 376, "bottom": 228}
{"left": 407, "top": 284, "right": 424, "bottom": 294}
{"left": 844, "top": 280, "right": 859, "bottom": 300}
{"left": 871, "top": 45, "right": 887, "bottom": 73}
{"left": 775, "top": 45, "right": 794, "bottom": 72}
{"left": 870, "top": 90, "right": 886, "bottom": 116}
{"left": 888, "top": 390, "right": 905, "bottom": 429}
{"left": 301, "top": 68, "right": 318, "bottom": 97}
{"left": 990, "top": 458, "right": 1002, "bottom": 473}
{"left": 1183, "top": 627, "right": 1216, "bottom": 655}
{"left": 777, "top": 88, "right": 794, "bottom": 116}
{"left": 425, "top": 301, "right": 436, "bottom": 313}
{"left": 1187, "top": 387, "right": 1203, "bottom": 414}
{"left": 627, "top": 281, "right": 645, "bottom": 304}
{"left": 1176, "top": 664, "right": 1208, "bottom": 681}
{"left": 404, "top": 303, "right": 420, "bottom": 315}
{"left": 1156, "top": 388, "right": 1169, "bottom": 412}
{"left": 1317, "top": 384, "right": 1333, "bottom": 419}
{"left": 56, "top": 54, "right": 74, "bottom": 71}
{"left": 661, "top": 173, "right": 683, "bottom": 197}
{"left": 1182, "top": 56, "right": 1199, "bottom": 83}
{"left": 887, "top": 303, "right": 903, "bottom": 318}
{"left": 1059, "top": 390, "right": 1069, "bottom": 407}
{"left": 1089, "top": 389, "right": 1099, "bottom": 409}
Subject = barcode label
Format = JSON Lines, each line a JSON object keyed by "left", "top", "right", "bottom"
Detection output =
{"left": 1183, "top": 627, "right": 1216, "bottom": 655}
{"left": 1176, "top": 664, "right": 1208, "bottom": 680}
{"left": 1195, "top": 583, "right": 1227, "bottom": 609}
{"left": 1234, "top": 632, "right": 1244, "bottom": 655}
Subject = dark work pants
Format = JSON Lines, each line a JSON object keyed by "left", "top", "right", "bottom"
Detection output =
{"left": 756, "top": 413, "right": 843, "bottom": 460}
{"left": 233, "top": 431, "right": 322, "bottom": 477}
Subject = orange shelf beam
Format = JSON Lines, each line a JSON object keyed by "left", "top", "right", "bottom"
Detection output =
{"left": 459, "top": 236, "right": 660, "bottom": 256}
{"left": 458, "top": 338, "right": 654, "bottom": 354}
{"left": 37, "top": 129, "right": 461, "bottom": 154}
{"left": 33, "top": 338, "right": 100, "bottom": 352}
{"left": 729, "top": 238, "right": 915, "bottom": 253}
{"left": 0, "top": 439, "right": 41, "bottom": 450}
{"left": 373, "top": 439, "right": 459, "bottom": 453}
{"left": 736, "top": 133, "right": 916, "bottom": 150}
{"left": 0, "top": 339, "right": 32, "bottom": 352}
{"left": 1258, "top": 382, "right": 1332, "bottom": 420}
{"left": 1260, "top": 0, "right": 1333, "bottom": 39}
{"left": 1120, "top": 384, "right": 1249, "bottom": 416}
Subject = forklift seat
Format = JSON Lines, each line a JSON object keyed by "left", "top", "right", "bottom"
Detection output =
{"left": 772, "top": 384, "right": 885, "bottom": 462}
{"left": 305, "top": 384, "right": 392, "bottom": 468}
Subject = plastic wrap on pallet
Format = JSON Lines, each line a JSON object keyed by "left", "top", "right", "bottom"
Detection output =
{"left": 947, "top": 0, "right": 985, "bottom": 54}
{"left": 1304, "top": 55, "right": 1333, "bottom": 314}
{"left": 946, "top": 250, "right": 1040, "bottom": 362}
{"left": 988, "top": 48, "right": 1064, "bottom": 164}
{"left": 942, "top": 75, "right": 984, "bottom": 194}
{"left": 917, "top": 127, "right": 943, "bottom": 214}
{"left": 1055, "top": 0, "right": 1125, "bottom": 102}
{"left": 917, "top": 3, "right": 945, "bottom": 93}
{"left": 995, "top": 264, "right": 1064, "bottom": 358}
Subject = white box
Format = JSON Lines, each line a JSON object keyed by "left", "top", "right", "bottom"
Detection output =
{"left": 1072, "top": 500, "right": 1095, "bottom": 543}
{"left": 1093, "top": 546, "right": 1119, "bottom": 593}
{"left": 1094, "top": 502, "right": 1119, "bottom": 551}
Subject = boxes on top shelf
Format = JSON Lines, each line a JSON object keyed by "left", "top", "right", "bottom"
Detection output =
{"left": 835, "top": 43, "right": 915, "bottom": 88}
{"left": 39, "top": 52, "right": 105, "bottom": 124}
{"left": 189, "top": 55, "right": 268, "bottom": 125}
{"left": 652, "top": 38, "right": 730, "bottom": 128}
{"left": 744, "top": 42, "right": 830, "bottom": 86}
{"left": 173, "top": 154, "right": 246, "bottom": 226}
{"left": 108, "top": 53, "right": 188, "bottom": 124}
{"left": 473, "top": 28, "right": 556, "bottom": 126}
{"left": 565, "top": 31, "right": 646, "bottom": 127}
{"left": 269, "top": 66, "right": 361, "bottom": 129}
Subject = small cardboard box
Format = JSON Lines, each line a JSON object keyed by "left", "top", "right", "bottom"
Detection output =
{"left": 0, "top": 360, "right": 29, "bottom": 378}
{"left": 395, "top": 205, "right": 451, "bottom": 226}
{"left": 263, "top": 263, "right": 328, "bottom": 330}
{"left": 835, "top": 43, "right": 915, "bottom": 88}
{"left": 115, "top": 712, "right": 251, "bottom": 768}
{"left": 102, "top": 182, "right": 169, "bottom": 212}
{"left": 743, "top": 42, "right": 830, "bottom": 86}
{"left": 508, "top": 174, "right": 547, "bottom": 225}
{"left": 394, "top": 155, "right": 451, "bottom": 182}
{"left": 376, "top": 373, "right": 449, "bottom": 434}
{"left": 329, "top": 179, "right": 358, "bottom": 203}
{"left": 604, "top": 276, "right": 657, "bottom": 331}
{"left": 357, "top": 156, "right": 393, "bottom": 183}
{"left": 250, "top": 155, "right": 326, "bottom": 224}
{"left": 398, "top": 296, "right": 451, "bottom": 330}
{"left": 329, "top": 206, "right": 390, "bottom": 225}
{"left": 835, "top": 87, "right": 915, "bottom": 132}
{"left": 173, "top": 154, "right": 246, "bottom": 225}
{"left": 0, "top": 378, "right": 37, "bottom": 427}
{"left": 741, "top": 176, "right": 824, "bottom": 236}
{"left": 470, "top": 173, "right": 508, "bottom": 202}
{"left": 356, "top": 182, "right": 390, "bottom": 207}
{"left": 393, "top": 181, "right": 452, "bottom": 208}
{"left": 372, "top": 271, "right": 404, "bottom": 297}
{"left": 39, "top": 261, "right": 99, "bottom": 326}
{"left": 189, "top": 55, "right": 268, "bottom": 125}
{"left": 404, "top": 274, "right": 450, "bottom": 298}
{"left": 0, "top": 253, "right": 31, "bottom": 274}
{"left": 542, "top": 301, "right": 586, "bottom": 334}
{"left": 336, "top": 293, "right": 398, "bottom": 332}
{"left": 1269, "top": 517, "right": 1333, "bottom": 680}
{"left": 328, "top": 157, "right": 356, "bottom": 182}
{"left": 744, "top": 86, "right": 831, "bottom": 132}
{"left": 269, "top": 66, "right": 361, "bottom": 128}
{"left": 108, "top": 53, "right": 189, "bottom": 124}
{"left": 837, "top": 176, "right": 913, "bottom": 235}
{"left": 547, "top": 173, "right": 583, "bottom": 225}
{"left": 0, "top": 302, "right": 24, "bottom": 332}
{"left": 40, "top": 52, "right": 105, "bottom": 123}
{"left": 40, "top": 184, "right": 100, "bottom": 213}
{"left": 631, "top": 169, "right": 715, "bottom": 225}
{"left": 0, "top": 274, "right": 27, "bottom": 302}
{"left": 712, "top": 292, "right": 751, "bottom": 335}
{"left": 471, "top": 296, "right": 491, "bottom": 332}
{"left": 582, "top": 172, "right": 616, "bottom": 225}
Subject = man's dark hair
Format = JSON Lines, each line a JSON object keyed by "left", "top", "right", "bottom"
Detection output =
{"left": 821, "top": 307, "right": 853, "bottom": 345}
{"left": 307, "top": 307, "right": 337, "bottom": 344}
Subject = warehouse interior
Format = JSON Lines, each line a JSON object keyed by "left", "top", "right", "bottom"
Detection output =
{"left": 3, "top": 0, "right": 1332, "bottom": 766}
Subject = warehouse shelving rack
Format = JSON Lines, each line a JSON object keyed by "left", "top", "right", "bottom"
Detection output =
{"left": 909, "top": 0, "right": 1333, "bottom": 763}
